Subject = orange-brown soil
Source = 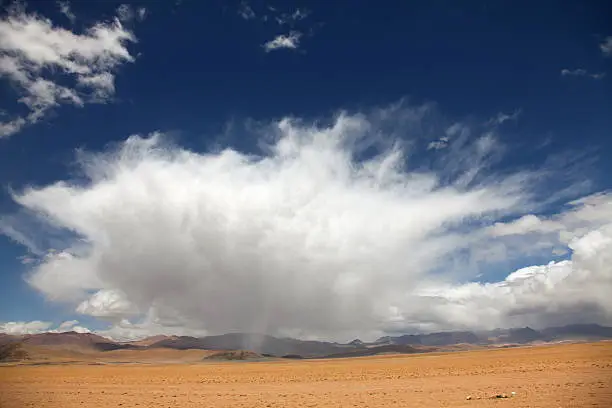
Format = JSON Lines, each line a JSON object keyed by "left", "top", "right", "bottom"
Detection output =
{"left": 1, "top": 342, "right": 610, "bottom": 408}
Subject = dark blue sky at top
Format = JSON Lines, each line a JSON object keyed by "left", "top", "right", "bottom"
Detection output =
{"left": 0, "top": 0, "right": 610, "bottom": 323}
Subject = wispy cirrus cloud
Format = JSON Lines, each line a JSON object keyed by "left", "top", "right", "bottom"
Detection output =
{"left": 238, "top": 2, "right": 309, "bottom": 26}
{"left": 0, "top": 4, "right": 139, "bottom": 138}
{"left": 116, "top": 4, "right": 147, "bottom": 23}
{"left": 236, "top": 2, "right": 313, "bottom": 53}
{"left": 275, "top": 8, "right": 310, "bottom": 26}
{"left": 56, "top": 1, "right": 75, "bottom": 24}
{"left": 600, "top": 36, "right": 612, "bottom": 57}
{"left": 237, "top": 1, "right": 256, "bottom": 20}
{"left": 264, "top": 8, "right": 312, "bottom": 52}
{"left": 486, "top": 110, "right": 521, "bottom": 126}
{"left": 561, "top": 68, "right": 606, "bottom": 79}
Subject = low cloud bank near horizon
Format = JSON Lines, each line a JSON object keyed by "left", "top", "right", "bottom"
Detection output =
{"left": 1, "top": 103, "right": 611, "bottom": 342}
{"left": 0, "top": 320, "right": 90, "bottom": 335}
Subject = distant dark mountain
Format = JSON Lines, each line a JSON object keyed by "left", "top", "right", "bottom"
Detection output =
{"left": 2, "top": 324, "right": 611, "bottom": 359}
{"left": 375, "top": 324, "right": 612, "bottom": 347}
{"left": 541, "top": 324, "right": 612, "bottom": 341}
{"left": 150, "top": 333, "right": 355, "bottom": 357}
{"left": 478, "top": 327, "right": 546, "bottom": 344}
{"left": 377, "top": 330, "right": 480, "bottom": 346}
{"left": 379, "top": 334, "right": 421, "bottom": 345}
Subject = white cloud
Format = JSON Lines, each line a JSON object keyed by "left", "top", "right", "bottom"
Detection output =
{"left": 427, "top": 136, "right": 449, "bottom": 150}
{"left": 57, "top": 319, "right": 78, "bottom": 331}
{"left": 600, "top": 36, "right": 612, "bottom": 57}
{"left": 481, "top": 192, "right": 612, "bottom": 264}
{"left": 240, "top": 4, "right": 312, "bottom": 51}
{"left": 562, "top": 68, "right": 587, "bottom": 76}
{"left": 26, "top": 250, "right": 104, "bottom": 302}
{"left": 0, "top": 320, "right": 52, "bottom": 334}
{"left": 116, "top": 4, "right": 146, "bottom": 23}
{"left": 490, "top": 192, "right": 611, "bottom": 243}
{"left": 57, "top": 319, "right": 90, "bottom": 333}
{"left": 96, "top": 311, "right": 208, "bottom": 341}
{"left": 490, "top": 214, "right": 560, "bottom": 237}
{"left": 238, "top": 1, "right": 256, "bottom": 20}
{"left": 263, "top": 31, "right": 301, "bottom": 52}
{"left": 0, "top": 5, "right": 137, "bottom": 138}
{"left": 487, "top": 110, "right": 521, "bottom": 126}
{"left": 137, "top": 7, "right": 147, "bottom": 21}
{"left": 445, "top": 123, "right": 467, "bottom": 137}
{"left": 3, "top": 103, "right": 608, "bottom": 340}
{"left": 57, "top": 1, "right": 75, "bottom": 24}
{"left": 275, "top": 9, "right": 310, "bottom": 26}
{"left": 76, "top": 289, "right": 137, "bottom": 319}
{"left": 414, "top": 220, "right": 612, "bottom": 331}
{"left": 0, "top": 117, "right": 27, "bottom": 136}
{"left": 116, "top": 4, "right": 134, "bottom": 23}
{"left": 0, "top": 316, "right": 197, "bottom": 341}
{"left": 561, "top": 68, "right": 606, "bottom": 79}
{"left": 0, "top": 320, "right": 91, "bottom": 335}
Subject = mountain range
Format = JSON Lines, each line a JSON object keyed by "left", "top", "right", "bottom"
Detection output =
{"left": 1, "top": 324, "right": 611, "bottom": 360}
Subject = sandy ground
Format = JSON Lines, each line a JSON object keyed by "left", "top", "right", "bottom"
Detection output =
{"left": 1, "top": 342, "right": 611, "bottom": 408}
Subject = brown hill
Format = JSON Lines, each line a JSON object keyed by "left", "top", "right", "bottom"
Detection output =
{"left": 19, "top": 332, "right": 135, "bottom": 352}
{"left": 7, "top": 344, "right": 219, "bottom": 364}
{"left": 0, "top": 342, "right": 28, "bottom": 361}
{"left": 126, "top": 335, "right": 179, "bottom": 347}
{"left": 0, "top": 333, "right": 18, "bottom": 346}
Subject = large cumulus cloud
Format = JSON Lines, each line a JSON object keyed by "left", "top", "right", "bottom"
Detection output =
{"left": 2, "top": 104, "right": 611, "bottom": 340}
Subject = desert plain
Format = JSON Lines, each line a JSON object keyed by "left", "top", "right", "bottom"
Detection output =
{"left": 1, "top": 341, "right": 611, "bottom": 408}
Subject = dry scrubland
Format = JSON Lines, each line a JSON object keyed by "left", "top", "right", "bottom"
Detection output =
{"left": 1, "top": 342, "right": 611, "bottom": 408}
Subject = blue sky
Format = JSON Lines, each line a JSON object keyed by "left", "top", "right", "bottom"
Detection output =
{"left": 0, "top": 0, "right": 611, "bottom": 340}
